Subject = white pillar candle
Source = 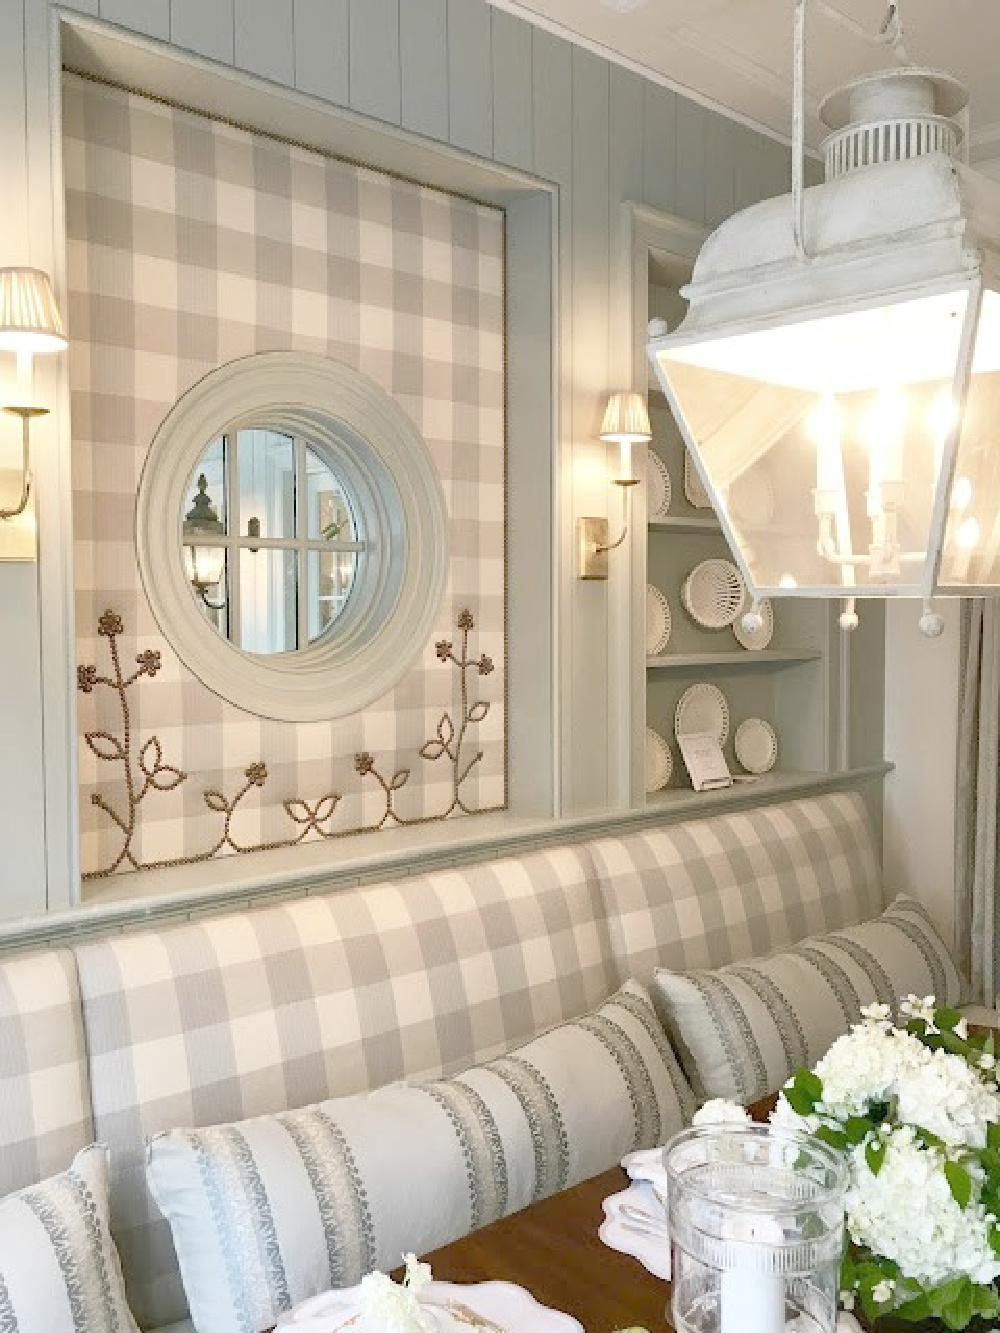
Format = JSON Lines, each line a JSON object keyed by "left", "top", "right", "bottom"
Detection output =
{"left": 810, "top": 396, "right": 842, "bottom": 494}
{"left": 720, "top": 1213, "right": 786, "bottom": 1333}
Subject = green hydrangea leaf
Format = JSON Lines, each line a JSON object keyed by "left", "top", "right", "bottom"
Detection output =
{"left": 944, "top": 1160, "right": 972, "bottom": 1209}
{"left": 865, "top": 1137, "right": 887, "bottom": 1176}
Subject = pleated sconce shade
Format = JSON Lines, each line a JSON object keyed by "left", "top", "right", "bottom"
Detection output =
{"left": 0, "top": 268, "right": 67, "bottom": 353}
{"left": 599, "top": 391, "right": 652, "bottom": 444}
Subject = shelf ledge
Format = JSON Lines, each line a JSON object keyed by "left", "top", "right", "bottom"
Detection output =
{"left": 646, "top": 764, "right": 893, "bottom": 813}
{"left": 648, "top": 516, "right": 721, "bottom": 533}
{"left": 646, "top": 649, "right": 821, "bottom": 670}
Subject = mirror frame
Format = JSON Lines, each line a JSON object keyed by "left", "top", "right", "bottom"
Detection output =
{"left": 137, "top": 352, "right": 449, "bottom": 721}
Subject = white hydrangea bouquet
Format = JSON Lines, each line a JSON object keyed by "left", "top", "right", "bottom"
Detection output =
{"left": 770, "top": 997, "right": 1000, "bottom": 1330}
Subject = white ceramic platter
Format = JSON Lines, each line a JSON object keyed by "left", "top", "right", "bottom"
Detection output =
{"left": 734, "top": 717, "right": 778, "bottom": 774}
{"left": 732, "top": 598, "right": 774, "bottom": 651}
{"left": 683, "top": 450, "right": 712, "bottom": 509}
{"left": 646, "top": 451, "right": 672, "bottom": 518}
{"left": 645, "top": 727, "right": 673, "bottom": 794}
{"left": 682, "top": 559, "right": 746, "bottom": 629}
{"left": 675, "top": 682, "right": 730, "bottom": 745}
{"left": 280, "top": 1280, "right": 584, "bottom": 1333}
{"left": 646, "top": 584, "right": 672, "bottom": 656}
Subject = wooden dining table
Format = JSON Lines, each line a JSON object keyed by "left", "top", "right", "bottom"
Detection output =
{"left": 418, "top": 1166, "right": 672, "bottom": 1333}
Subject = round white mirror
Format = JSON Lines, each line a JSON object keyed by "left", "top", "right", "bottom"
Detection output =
{"left": 138, "top": 352, "right": 449, "bottom": 721}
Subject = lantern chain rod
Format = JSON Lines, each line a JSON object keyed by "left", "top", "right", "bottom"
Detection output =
{"left": 792, "top": 1, "right": 910, "bottom": 263}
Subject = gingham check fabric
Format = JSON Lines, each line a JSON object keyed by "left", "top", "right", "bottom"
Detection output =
{"left": 0, "top": 948, "right": 94, "bottom": 1195}
{"left": 63, "top": 73, "right": 506, "bottom": 877}
{"left": 72, "top": 844, "right": 615, "bottom": 1330}
{"left": 590, "top": 792, "right": 883, "bottom": 986}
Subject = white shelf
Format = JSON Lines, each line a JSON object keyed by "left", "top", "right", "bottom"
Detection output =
{"left": 646, "top": 649, "right": 821, "bottom": 671}
{"left": 645, "top": 764, "right": 892, "bottom": 813}
{"left": 649, "top": 516, "right": 720, "bottom": 533}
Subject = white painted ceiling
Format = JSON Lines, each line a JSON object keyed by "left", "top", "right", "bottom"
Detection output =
{"left": 486, "top": 0, "right": 1000, "bottom": 167}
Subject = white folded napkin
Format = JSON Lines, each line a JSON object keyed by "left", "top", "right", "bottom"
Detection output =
{"left": 621, "top": 1147, "right": 668, "bottom": 1192}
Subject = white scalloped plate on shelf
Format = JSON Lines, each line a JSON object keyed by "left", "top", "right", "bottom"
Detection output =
{"left": 735, "top": 717, "right": 778, "bottom": 774}
{"left": 732, "top": 598, "right": 774, "bottom": 651}
{"left": 683, "top": 450, "right": 712, "bottom": 509}
{"left": 674, "top": 682, "right": 730, "bottom": 745}
{"left": 645, "top": 727, "right": 673, "bottom": 794}
{"left": 682, "top": 559, "right": 746, "bottom": 629}
{"left": 646, "top": 451, "right": 672, "bottom": 518}
{"left": 646, "top": 584, "right": 672, "bottom": 656}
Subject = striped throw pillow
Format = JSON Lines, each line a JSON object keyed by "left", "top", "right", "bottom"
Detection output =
{"left": 146, "top": 979, "right": 694, "bottom": 1333}
{"left": 0, "top": 1145, "right": 139, "bottom": 1333}
{"left": 651, "top": 895, "right": 967, "bottom": 1106}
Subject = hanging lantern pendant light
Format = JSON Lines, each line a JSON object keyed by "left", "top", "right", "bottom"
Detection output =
{"left": 648, "top": 0, "right": 1000, "bottom": 635}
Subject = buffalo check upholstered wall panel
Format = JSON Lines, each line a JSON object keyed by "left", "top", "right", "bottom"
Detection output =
{"left": 73, "top": 844, "right": 614, "bottom": 1329}
{"left": 0, "top": 949, "right": 95, "bottom": 1198}
{"left": 63, "top": 73, "right": 506, "bottom": 877}
{"left": 589, "top": 791, "right": 883, "bottom": 984}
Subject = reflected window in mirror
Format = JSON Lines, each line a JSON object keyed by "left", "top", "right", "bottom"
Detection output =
{"left": 182, "top": 427, "right": 363, "bottom": 656}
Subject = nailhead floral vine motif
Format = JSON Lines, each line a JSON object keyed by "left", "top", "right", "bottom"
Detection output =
{"left": 77, "top": 608, "right": 496, "bottom": 878}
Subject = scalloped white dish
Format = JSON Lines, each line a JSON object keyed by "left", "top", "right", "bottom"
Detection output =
{"left": 645, "top": 727, "right": 673, "bottom": 794}
{"left": 682, "top": 559, "right": 746, "bottom": 630}
{"left": 646, "top": 584, "right": 672, "bottom": 656}
{"left": 735, "top": 717, "right": 778, "bottom": 774}
{"left": 646, "top": 451, "right": 672, "bottom": 518}
{"left": 599, "top": 1181, "right": 671, "bottom": 1281}
{"left": 675, "top": 682, "right": 730, "bottom": 745}
{"left": 732, "top": 599, "right": 774, "bottom": 651}
{"left": 279, "top": 1280, "right": 584, "bottom": 1333}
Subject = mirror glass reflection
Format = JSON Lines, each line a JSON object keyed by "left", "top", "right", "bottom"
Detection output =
{"left": 182, "top": 426, "right": 361, "bottom": 656}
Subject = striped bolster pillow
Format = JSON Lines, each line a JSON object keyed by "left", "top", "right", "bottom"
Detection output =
{"left": 146, "top": 978, "right": 695, "bottom": 1333}
{"left": 650, "top": 895, "right": 967, "bottom": 1106}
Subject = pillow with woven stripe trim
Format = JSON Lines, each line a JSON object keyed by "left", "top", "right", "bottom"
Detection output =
{"left": 146, "top": 978, "right": 695, "bottom": 1333}
{"left": 0, "top": 1144, "right": 139, "bottom": 1333}
{"left": 650, "top": 895, "right": 967, "bottom": 1106}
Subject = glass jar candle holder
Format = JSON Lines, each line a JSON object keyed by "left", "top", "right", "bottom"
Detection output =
{"left": 665, "top": 1123, "right": 847, "bottom": 1333}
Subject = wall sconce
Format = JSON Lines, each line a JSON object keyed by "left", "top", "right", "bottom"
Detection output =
{"left": 577, "top": 390, "right": 651, "bottom": 579}
{"left": 0, "top": 267, "right": 67, "bottom": 521}
{"left": 182, "top": 474, "right": 227, "bottom": 609}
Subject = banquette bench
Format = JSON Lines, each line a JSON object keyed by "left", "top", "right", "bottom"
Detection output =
{"left": 0, "top": 792, "right": 947, "bottom": 1333}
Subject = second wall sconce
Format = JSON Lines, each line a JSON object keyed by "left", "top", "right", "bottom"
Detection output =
{"left": 0, "top": 267, "right": 67, "bottom": 522}
{"left": 578, "top": 390, "right": 651, "bottom": 579}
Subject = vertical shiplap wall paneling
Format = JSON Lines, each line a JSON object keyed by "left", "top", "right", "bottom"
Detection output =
{"left": 293, "top": 0, "right": 349, "bottom": 106}
{"left": 642, "top": 82, "right": 677, "bottom": 216}
{"left": 569, "top": 46, "right": 611, "bottom": 809}
{"left": 674, "top": 97, "right": 706, "bottom": 223}
{"left": 607, "top": 65, "right": 646, "bottom": 809}
{"left": 399, "top": 0, "right": 449, "bottom": 141}
{"left": 758, "top": 135, "right": 794, "bottom": 201}
{"left": 233, "top": 0, "right": 294, "bottom": 87}
{"left": 733, "top": 121, "right": 767, "bottom": 212}
{"left": 530, "top": 28, "right": 574, "bottom": 810}
{"left": 98, "top": 0, "right": 168, "bottom": 39}
{"left": 170, "top": 0, "right": 235, "bottom": 65}
{"left": 490, "top": 9, "right": 533, "bottom": 173}
{"left": 349, "top": 0, "right": 401, "bottom": 126}
{"left": 704, "top": 110, "right": 736, "bottom": 228}
{"left": 447, "top": 0, "right": 493, "bottom": 158}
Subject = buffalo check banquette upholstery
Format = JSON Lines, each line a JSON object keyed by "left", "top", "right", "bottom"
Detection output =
{"left": 0, "top": 792, "right": 881, "bottom": 1330}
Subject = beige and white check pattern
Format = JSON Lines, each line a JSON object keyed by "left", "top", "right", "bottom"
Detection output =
{"left": 63, "top": 74, "right": 506, "bottom": 877}
{"left": 0, "top": 949, "right": 94, "bottom": 1195}
{"left": 590, "top": 792, "right": 883, "bottom": 986}
{"left": 73, "top": 844, "right": 615, "bottom": 1330}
